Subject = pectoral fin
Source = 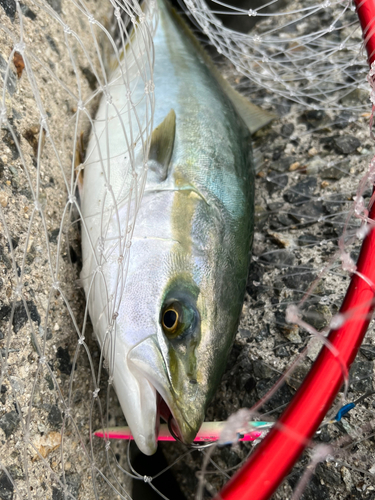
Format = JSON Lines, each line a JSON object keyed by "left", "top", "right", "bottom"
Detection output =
{"left": 148, "top": 109, "right": 176, "bottom": 182}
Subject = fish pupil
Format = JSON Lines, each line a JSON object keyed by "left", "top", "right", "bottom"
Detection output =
{"left": 164, "top": 310, "right": 177, "bottom": 329}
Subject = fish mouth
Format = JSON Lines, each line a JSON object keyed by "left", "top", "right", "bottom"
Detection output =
{"left": 127, "top": 337, "right": 201, "bottom": 451}
{"left": 156, "top": 391, "right": 180, "bottom": 439}
{"left": 157, "top": 391, "right": 172, "bottom": 427}
{"left": 155, "top": 390, "right": 194, "bottom": 444}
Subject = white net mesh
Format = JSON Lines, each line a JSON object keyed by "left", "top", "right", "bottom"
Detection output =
{"left": 1, "top": 0, "right": 375, "bottom": 498}
{"left": 184, "top": 0, "right": 368, "bottom": 110}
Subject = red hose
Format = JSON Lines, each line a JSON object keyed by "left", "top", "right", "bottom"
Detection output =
{"left": 356, "top": 0, "right": 375, "bottom": 66}
{"left": 217, "top": 1, "right": 375, "bottom": 497}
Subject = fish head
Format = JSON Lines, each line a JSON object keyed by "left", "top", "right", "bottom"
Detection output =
{"left": 129, "top": 276, "right": 226, "bottom": 444}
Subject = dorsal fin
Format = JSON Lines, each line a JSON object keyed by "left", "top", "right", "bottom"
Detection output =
{"left": 148, "top": 109, "right": 176, "bottom": 181}
{"left": 165, "top": 1, "right": 277, "bottom": 134}
{"left": 215, "top": 83, "right": 276, "bottom": 133}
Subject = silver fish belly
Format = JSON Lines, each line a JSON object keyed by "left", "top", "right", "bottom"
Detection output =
{"left": 81, "top": 0, "right": 268, "bottom": 455}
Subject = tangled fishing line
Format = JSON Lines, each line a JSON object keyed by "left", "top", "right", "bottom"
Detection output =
{"left": 1, "top": 0, "right": 375, "bottom": 498}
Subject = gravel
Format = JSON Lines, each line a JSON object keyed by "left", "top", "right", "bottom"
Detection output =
{"left": 0, "top": 411, "right": 20, "bottom": 439}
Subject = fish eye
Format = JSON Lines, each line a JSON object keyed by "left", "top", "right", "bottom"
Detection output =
{"left": 161, "top": 302, "right": 183, "bottom": 338}
{"left": 163, "top": 309, "right": 178, "bottom": 330}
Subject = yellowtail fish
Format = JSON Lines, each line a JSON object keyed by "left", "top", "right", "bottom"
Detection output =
{"left": 81, "top": 0, "right": 273, "bottom": 455}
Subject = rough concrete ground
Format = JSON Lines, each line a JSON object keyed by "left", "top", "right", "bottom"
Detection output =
{"left": 0, "top": 1, "right": 133, "bottom": 498}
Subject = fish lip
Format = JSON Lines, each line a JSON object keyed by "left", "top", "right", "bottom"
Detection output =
{"left": 155, "top": 386, "right": 200, "bottom": 444}
{"left": 156, "top": 389, "right": 185, "bottom": 442}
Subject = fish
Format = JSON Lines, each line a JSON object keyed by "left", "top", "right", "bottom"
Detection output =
{"left": 80, "top": 0, "right": 274, "bottom": 455}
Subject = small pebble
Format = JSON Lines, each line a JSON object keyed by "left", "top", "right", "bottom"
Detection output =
{"left": 307, "top": 337, "right": 322, "bottom": 361}
{"left": 316, "top": 463, "right": 342, "bottom": 486}
{"left": 281, "top": 123, "right": 294, "bottom": 136}
{"left": 56, "top": 346, "right": 73, "bottom": 375}
{"left": 254, "top": 205, "right": 268, "bottom": 229}
{"left": 359, "top": 344, "right": 375, "bottom": 361}
{"left": 303, "top": 305, "right": 330, "bottom": 330}
{"left": 46, "top": 0, "right": 62, "bottom": 14}
{"left": 289, "top": 161, "right": 300, "bottom": 171}
{"left": 238, "top": 328, "right": 252, "bottom": 341}
{"left": 265, "top": 172, "right": 288, "bottom": 194}
{"left": 8, "top": 465, "right": 24, "bottom": 481}
{"left": 283, "top": 324, "right": 302, "bottom": 344}
{"left": 48, "top": 405, "right": 62, "bottom": 428}
{"left": 335, "top": 110, "right": 355, "bottom": 129}
{"left": 49, "top": 228, "right": 60, "bottom": 244}
{"left": 260, "top": 249, "right": 295, "bottom": 269}
{"left": 274, "top": 342, "right": 289, "bottom": 357}
{"left": 0, "top": 411, "right": 20, "bottom": 438}
{"left": 20, "top": 4, "right": 36, "bottom": 20}
{"left": 9, "top": 377, "right": 24, "bottom": 394}
{"left": 0, "top": 472, "right": 14, "bottom": 500}
{"left": 321, "top": 160, "right": 350, "bottom": 180}
{"left": 0, "top": 192, "right": 8, "bottom": 208}
{"left": 12, "top": 300, "right": 40, "bottom": 333}
{"left": 282, "top": 265, "right": 316, "bottom": 291}
{"left": 252, "top": 359, "right": 275, "bottom": 379}
{"left": 302, "top": 109, "right": 328, "bottom": 128}
{"left": 298, "top": 233, "right": 319, "bottom": 247}
{"left": 284, "top": 177, "right": 317, "bottom": 204}
{"left": 53, "top": 473, "right": 81, "bottom": 500}
{"left": 0, "top": 0, "right": 16, "bottom": 21}
{"left": 268, "top": 231, "right": 295, "bottom": 248}
{"left": 33, "top": 431, "right": 62, "bottom": 460}
{"left": 341, "top": 466, "right": 353, "bottom": 492}
{"left": 360, "top": 148, "right": 371, "bottom": 155}
{"left": 334, "top": 135, "right": 360, "bottom": 154}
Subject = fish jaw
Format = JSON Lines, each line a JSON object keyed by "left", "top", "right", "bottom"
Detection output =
{"left": 111, "top": 339, "right": 159, "bottom": 456}
{"left": 112, "top": 333, "right": 203, "bottom": 455}
{"left": 128, "top": 335, "right": 205, "bottom": 447}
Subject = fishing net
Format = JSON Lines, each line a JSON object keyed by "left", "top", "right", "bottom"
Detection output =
{"left": 184, "top": 0, "right": 369, "bottom": 111}
{"left": 1, "top": 0, "right": 375, "bottom": 498}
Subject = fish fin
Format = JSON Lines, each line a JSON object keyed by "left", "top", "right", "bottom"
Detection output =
{"left": 165, "top": 2, "right": 276, "bottom": 133}
{"left": 148, "top": 109, "right": 176, "bottom": 181}
{"left": 216, "top": 84, "right": 276, "bottom": 134}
